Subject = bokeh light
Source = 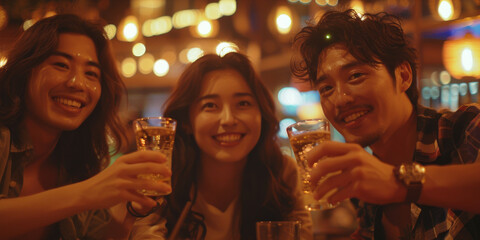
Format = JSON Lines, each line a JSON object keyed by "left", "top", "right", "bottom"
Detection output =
{"left": 216, "top": 42, "right": 238, "bottom": 57}
{"left": 438, "top": 0, "right": 454, "bottom": 21}
{"left": 297, "top": 103, "right": 325, "bottom": 120}
{"left": 153, "top": 59, "right": 169, "bottom": 77}
{"left": 132, "top": 43, "right": 146, "bottom": 57}
{"left": 104, "top": 24, "right": 117, "bottom": 40}
{"left": 205, "top": 3, "right": 221, "bottom": 19}
{"left": 278, "top": 87, "right": 302, "bottom": 106}
{"left": 187, "top": 47, "right": 204, "bottom": 62}
{"left": 121, "top": 57, "right": 137, "bottom": 78}
{"left": 439, "top": 70, "right": 451, "bottom": 84}
{"left": 23, "top": 19, "right": 34, "bottom": 31}
{"left": 138, "top": 53, "right": 155, "bottom": 74}
{"left": 0, "top": 56, "right": 7, "bottom": 68}
{"left": 279, "top": 118, "right": 297, "bottom": 139}
{"left": 219, "top": 0, "right": 236, "bottom": 16}
{"left": 173, "top": 9, "right": 199, "bottom": 29}
{"left": 197, "top": 20, "right": 213, "bottom": 37}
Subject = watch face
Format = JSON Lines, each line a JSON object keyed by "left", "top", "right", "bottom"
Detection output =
{"left": 402, "top": 163, "right": 426, "bottom": 184}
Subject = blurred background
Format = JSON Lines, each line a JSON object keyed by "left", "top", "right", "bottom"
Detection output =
{"left": 1, "top": 0, "right": 480, "bottom": 142}
{"left": 2, "top": 1, "right": 480, "bottom": 238}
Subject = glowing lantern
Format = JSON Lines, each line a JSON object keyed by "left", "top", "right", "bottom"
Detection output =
{"left": 443, "top": 33, "right": 480, "bottom": 80}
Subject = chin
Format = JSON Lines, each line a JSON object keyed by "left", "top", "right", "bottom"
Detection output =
{"left": 344, "top": 134, "right": 379, "bottom": 148}
{"left": 214, "top": 152, "right": 248, "bottom": 163}
{"left": 54, "top": 120, "right": 85, "bottom": 132}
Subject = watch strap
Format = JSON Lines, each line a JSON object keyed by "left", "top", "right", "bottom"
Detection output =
{"left": 405, "top": 182, "right": 422, "bottom": 203}
{"left": 393, "top": 163, "right": 425, "bottom": 203}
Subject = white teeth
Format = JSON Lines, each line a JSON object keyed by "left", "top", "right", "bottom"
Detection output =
{"left": 54, "top": 97, "right": 82, "bottom": 108}
{"left": 215, "top": 134, "right": 242, "bottom": 142}
{"left": 344, "top": 110, "right": 368, "bottom": 123}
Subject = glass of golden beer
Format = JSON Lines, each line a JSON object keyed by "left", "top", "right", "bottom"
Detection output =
{"left": 286, "top": 119, "right": 337, "bottom": 211}
{"left": 133, "top": 116, "right": 176, "bottom": 196}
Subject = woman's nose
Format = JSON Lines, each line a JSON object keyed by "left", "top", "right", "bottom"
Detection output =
{"left": 219, "top": 105, "right": 237, "bottom": 125}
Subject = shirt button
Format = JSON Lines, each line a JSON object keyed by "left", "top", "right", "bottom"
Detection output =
{"left": 9, "top": 181, "right": 16, "bottom": 188}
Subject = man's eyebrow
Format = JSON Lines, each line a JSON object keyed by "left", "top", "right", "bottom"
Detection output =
{"left": 315, "top": 60, "right": 367, "bottom": 83}
{"left": 51, "top": 51, "right": 101, "bottom": 69}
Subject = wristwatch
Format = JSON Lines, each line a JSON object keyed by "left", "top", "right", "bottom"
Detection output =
{"left": 393, "top": 162, "right": 426, "bottom": 203}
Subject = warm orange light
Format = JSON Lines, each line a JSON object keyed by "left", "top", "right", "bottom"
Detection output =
{"left": 118, "top": 15, "right": 139, "bottom": 42}
{"left": 443, "top": 33, "right": 480, "bottom": 79}
{"left": 429, "top": 0, "right": 461, "bottom": 21}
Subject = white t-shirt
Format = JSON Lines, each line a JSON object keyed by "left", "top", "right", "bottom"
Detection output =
{"left": 191, "top": 191, "right": 241, "bottom": 240}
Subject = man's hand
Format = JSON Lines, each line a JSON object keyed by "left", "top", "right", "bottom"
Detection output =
{"left": 306, "top": 141, "right": 405, "bottom": 205}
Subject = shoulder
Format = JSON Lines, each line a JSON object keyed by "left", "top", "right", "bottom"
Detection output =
{"left": 440, "top": 103, "right": 480, "bottom": 137}
{"left": 437, "top": 104, "right": 480, "bottom": 164}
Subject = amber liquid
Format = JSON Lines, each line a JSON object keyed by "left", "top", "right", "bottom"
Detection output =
{"left": 135, "top": 126, "right": 175, "bottom": 196}
{"left": 289, "top": 130, "right": 338, "bottom": 210}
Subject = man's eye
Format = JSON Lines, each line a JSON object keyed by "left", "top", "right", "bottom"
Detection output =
{"left": 86, "top": 71, "right": 100, "bottom": 80}
{"left": 350, "top": 72, "right": 365, "bottom": 79}
{"left": 319, "top": 86, "right": 333, "bottom": 95}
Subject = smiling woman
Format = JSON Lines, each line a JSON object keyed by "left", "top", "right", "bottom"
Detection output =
{"left": 0, "top": 14, "right": 171, "bottom": 239}
{"left": 130, "top": 52, "right": 313, "bottom": 240}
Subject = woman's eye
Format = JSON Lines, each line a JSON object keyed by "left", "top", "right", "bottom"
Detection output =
{"left": 238, "top": 100, "right": 252, "bottom": 107}
{"left": 201, "top": 102, "right": 217, "bottom": 110}
{"left": 53, "top": 62, "right": 69, "bottom": 69}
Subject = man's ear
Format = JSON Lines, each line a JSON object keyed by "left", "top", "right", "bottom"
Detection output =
{"left": 395, "top": 62, "right": 413, "bottom": 93}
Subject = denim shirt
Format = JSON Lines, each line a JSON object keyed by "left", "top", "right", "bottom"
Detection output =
{"left": 0, "top": 126, "right": 111, "bottom": 240}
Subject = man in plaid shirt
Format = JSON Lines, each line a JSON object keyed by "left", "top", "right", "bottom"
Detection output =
{"left": 291, "top": 9, "right": 480, "bottom": 239}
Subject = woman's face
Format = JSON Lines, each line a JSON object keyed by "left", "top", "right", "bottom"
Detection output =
{"left": 24, "top": 33, "right": 102, "bottom": 134}
{"left": 189, "top": 69, "right": 262, "bottom": 164}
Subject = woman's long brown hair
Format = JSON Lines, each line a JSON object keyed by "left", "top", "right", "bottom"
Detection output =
{"left": 162, "top": 52, "right": 296, "bottom": 239}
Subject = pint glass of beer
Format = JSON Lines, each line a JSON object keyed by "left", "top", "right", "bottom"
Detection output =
{"left": 133, "top": 116, "right": 176, "bottom": 196}
{"left": 286, "top": 119, "right": 337, "bottom": 211}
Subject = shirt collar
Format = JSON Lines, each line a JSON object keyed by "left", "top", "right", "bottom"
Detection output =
{"left": 414, "top": 105, "right": 442, "bottom": 163}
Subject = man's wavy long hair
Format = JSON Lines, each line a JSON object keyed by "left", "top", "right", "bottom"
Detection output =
{"left": 291, "top": 9, "right": 418, "bottom": 107}
{"left": 162, "top": 53, "right": 296, "bottom": 239}
{"left": 0, "top": 14, "right": 126, "bottom": 182}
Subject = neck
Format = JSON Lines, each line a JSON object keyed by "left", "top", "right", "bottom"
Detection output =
{"left": 197, "top": 155, "right": 246, "bottom": 211}
{"left": 22, "top": 118, "right": 61, "bottom": 164}
{"left": 371, "top": 105, "right": 417, "bottom": 165}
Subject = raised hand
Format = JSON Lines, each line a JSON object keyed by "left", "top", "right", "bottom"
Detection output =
{"left": 77, "top": 150, "right": 172, "bottom": 211}
{"left": 306, "top": 141, "right": 405, "bottom": 205}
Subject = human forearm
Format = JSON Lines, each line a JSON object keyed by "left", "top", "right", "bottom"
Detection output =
{"left": 420, "top": 163, "right": 480, "bottom": 213}
{"left": 0, "top": 182, "right": 88, "bottom": 238}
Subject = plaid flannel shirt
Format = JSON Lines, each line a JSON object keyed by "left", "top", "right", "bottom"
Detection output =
{"left": 351, "top": 104, "right": 480, "bottom": 240}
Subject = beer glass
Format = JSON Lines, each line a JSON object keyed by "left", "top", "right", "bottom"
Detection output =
{"left": 256, "top": 221, "right": 301, "bottom": 240}
{"left": 133, "top": 116, "right": 176, "bottom": 196}
{"left": 286, "top": 118, "right": 337, "bottom": 211}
